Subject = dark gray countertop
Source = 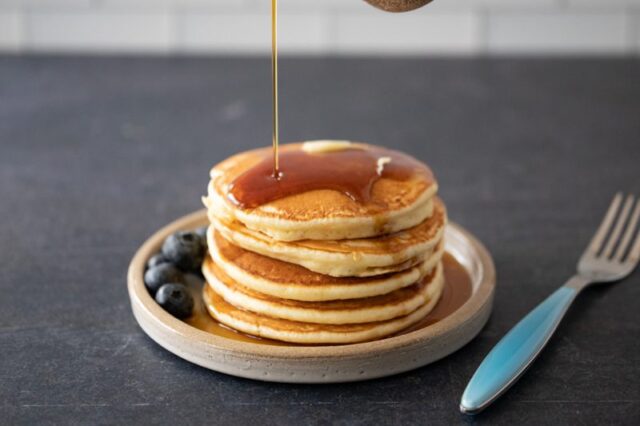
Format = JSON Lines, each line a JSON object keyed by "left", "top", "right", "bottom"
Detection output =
{"left": 1, "top": 56, "right": 639, "bottom": 425}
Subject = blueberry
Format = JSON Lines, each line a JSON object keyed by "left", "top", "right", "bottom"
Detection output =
{"left": 144, "top": 263, "right": 185, "bottom": 296}
{"left": 146, "top": 253, "right": 168, "bottom": 269}
{"left": 161, "top": 231, "right": 206, "bottom": 272}
{"left": 155, "top": 283, "right": 194, "bottom": 319}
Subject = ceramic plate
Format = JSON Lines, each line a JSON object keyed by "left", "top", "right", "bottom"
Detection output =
{"left": 128, "top": 210, "right": 495, "bottom": 383}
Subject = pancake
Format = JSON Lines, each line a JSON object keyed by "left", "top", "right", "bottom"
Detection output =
{"left": 202, "top": 264, "right": 445, "bottom": 344}
{"left": 208, "top": 198, "right": 447, "bottom": 277}
{"left": 208, "top": 228, "right": 445, "bottom": 301}
{"left": 205, "top": 141, "right": 438, "bottom": 241}
{"left": 204, "top": 251, "right": 443, "bottom": 324}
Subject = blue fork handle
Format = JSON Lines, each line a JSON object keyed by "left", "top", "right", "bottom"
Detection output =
{"left": 460, "top": 285, "right": 579, "bottom": 414}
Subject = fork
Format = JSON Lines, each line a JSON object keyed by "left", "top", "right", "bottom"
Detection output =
{"left": 460, "top": 193, "right": 640, "bottom": 414}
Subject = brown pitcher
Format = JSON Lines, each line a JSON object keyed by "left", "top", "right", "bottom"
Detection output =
{"left": 364, "top": 0, "right": 434, "bottom": 12}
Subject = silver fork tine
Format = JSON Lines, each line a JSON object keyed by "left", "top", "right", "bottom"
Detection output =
{"left": 587, "top": 193, "right": 623, "bottom": 255}
{"left": 615, "top": 198, "right": 640, "bottom": 261}
{"left": 602, "top": 195, "right": 635, "bottom": 258}
{"left": 628, "top": 216, "right": 640, "bottom": 264}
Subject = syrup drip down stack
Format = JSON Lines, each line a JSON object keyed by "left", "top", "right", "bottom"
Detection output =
{"left": 201, "top": 141, "right": 447, "bottom": 344}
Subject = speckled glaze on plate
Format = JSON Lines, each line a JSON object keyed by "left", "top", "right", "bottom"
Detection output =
{"left": 127, "top": 210, "right": 495, "bottom": 383}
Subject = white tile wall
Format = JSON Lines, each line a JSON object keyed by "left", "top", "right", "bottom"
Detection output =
{"left": 27, "top": 11, "right": 174, "bottom": 52}
{"left": 567, "top": 1, "right": 639, "bottom": 6}
{"left": 486, "top": 12, "right": 629, "bottom": 54}
{"left": 177, "top": 12, "right": 331, "bottom": 53}
{"left": 0, "top": 12, "right": 23, "bottom": 51}
{"left": 333, "top": 11, "right": 480, "bottom": 54}
{"left": 633, "top": 15, "right": 640, "bottom": 50}
{"left": 0, "top": 0, "right": 639, "bottom": 54}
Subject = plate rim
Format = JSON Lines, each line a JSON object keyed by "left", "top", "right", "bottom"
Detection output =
{"left": 128, "top": 209, "right": 495, "bottom": 360}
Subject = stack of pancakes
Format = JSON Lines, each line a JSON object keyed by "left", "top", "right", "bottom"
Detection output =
{"left": 201, "top": 141, "right": 447, "bottom": 344}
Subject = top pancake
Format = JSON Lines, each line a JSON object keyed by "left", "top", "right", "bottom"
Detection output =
{"left": 205, "top": 141, "right": 437, "bottom": 241}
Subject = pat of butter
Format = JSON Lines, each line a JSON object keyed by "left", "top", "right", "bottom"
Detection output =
{"left": 376, "top": 156, "right": 391, "bottom": 175}
{"left": 302, "top": 140, "right": 358, "bottom": 154}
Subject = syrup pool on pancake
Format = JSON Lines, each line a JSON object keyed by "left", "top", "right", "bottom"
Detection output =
{"left": 227, "top": 140, "right": 433, "bottom": 209}
{"left": 205, "top": 141, "right": 438, "bottom": 241}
